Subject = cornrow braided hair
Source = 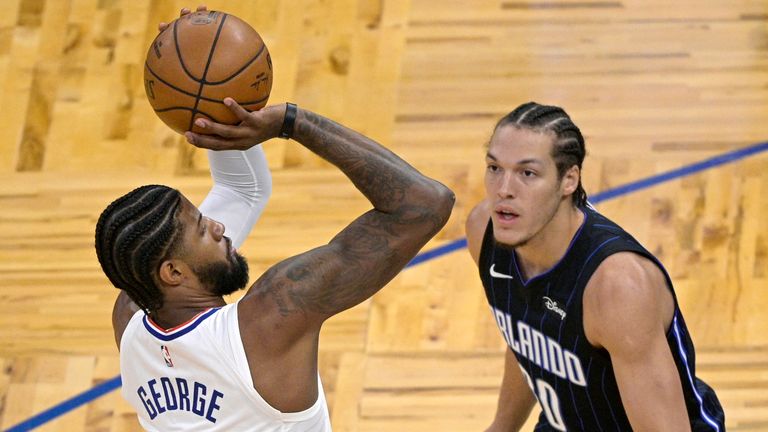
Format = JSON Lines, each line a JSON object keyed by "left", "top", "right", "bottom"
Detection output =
{"left": 495, "top": 102, "right": 588, "bottom": 207}
{"left": 95, "top": 185, "right": 183, "bottom": 314}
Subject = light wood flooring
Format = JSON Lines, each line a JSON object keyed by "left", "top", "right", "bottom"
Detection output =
{"left": 1, "top": 0, "right": 767, "bottom": 430}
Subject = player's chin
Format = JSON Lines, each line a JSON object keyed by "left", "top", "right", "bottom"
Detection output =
{"left": 231, "top": 253, "right": 250, "bottom": 287}
{"left": 213, "top": 254, "right": 250, "bottom": 296}
{"left": 492, "top": 229, "right": 528, "bottom": 250}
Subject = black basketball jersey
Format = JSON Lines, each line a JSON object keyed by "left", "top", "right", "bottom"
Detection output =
{"left": 479, "top": 205, "right": 725, "bottom": 431}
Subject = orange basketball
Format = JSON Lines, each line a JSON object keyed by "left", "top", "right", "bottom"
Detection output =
{"left": 143, "top": 10, "right": 273, "bottom": 134}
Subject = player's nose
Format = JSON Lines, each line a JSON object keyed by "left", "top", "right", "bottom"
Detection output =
{"left": 211, "top": 220, "right": 225, "bottom": 241}
{"left": 497, "top": 172, "right": 516, "bottom": 198}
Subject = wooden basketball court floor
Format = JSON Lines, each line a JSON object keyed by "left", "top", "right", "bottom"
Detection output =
{"left": 1, "top": 0, "right": 767, "bottom": 430}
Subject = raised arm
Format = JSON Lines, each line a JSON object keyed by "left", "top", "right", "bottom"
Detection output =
{"left": 187, "top": 101, "right": 454, "bottom": 328}
{"left": 198, "top": 146, "right": 272, "bottom": 248}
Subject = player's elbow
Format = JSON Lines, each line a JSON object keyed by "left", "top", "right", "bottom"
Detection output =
{"left": 436, "top": 182, "right": 456, "bottom": 223}
{"left": 242, "top": 169, "right": 273, "bottom": 204}
{"left": 424, "top": 180, "right": 455, "bottom": 230}
{"left": 394, "top": 178, "right": 454, "bottom": 236}
{"left": 255, "top": 175, "right": 273, "bottom": 204}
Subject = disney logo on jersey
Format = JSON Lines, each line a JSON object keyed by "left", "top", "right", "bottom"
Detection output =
{"left": 489, "top": 264, "right": 514, "bottom": 280}
{"left": 542, "top": 297, "right": 566, "bottom": 320}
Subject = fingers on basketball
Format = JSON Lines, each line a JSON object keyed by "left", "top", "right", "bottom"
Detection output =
{"left": 223, "top": 98, "right": 250, "bottom": 121}
{"left": 144, "top": 10, "right": 272, "bottom": 135}
{"left": 196, "top": 117, "right": 243, "bottom": 139}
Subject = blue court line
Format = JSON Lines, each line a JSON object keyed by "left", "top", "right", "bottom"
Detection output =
{"left": 5, "top": 376, "right": 122, "bottom": 432}
{"left": 588, "top": 141, "right": 768, "bottom": 205}
{"left": 5, "top": 140, "right": 767, "bottom": 432}
{"left": 406, "top": 237, "right": 468, "bottom": 267}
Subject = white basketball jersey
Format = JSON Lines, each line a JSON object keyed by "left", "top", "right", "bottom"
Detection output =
{"left": 120, "top": 302, "right": 332, "bottom": 431}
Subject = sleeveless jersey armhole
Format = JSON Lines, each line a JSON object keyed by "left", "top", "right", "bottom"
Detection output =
{"left": 228, "top": 300, "right": 329, "bottom": 422}
{"left": 118, "top": 309, "right": 145, "bottom": 353}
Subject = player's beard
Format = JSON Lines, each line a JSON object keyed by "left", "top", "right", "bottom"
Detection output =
{"left": 193, "top": 251, "right": 250, "bottom": 297}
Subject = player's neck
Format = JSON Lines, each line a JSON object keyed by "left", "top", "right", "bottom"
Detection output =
{"left": 150, "top": 293, "right": 226, "bottom": 330}
{"left": 515, "top": 203, "right": 584, "bottom": 280}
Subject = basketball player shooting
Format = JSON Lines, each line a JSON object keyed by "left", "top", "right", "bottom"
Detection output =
{"left": 465, "top": 102, "right": 725, "bottom": 431}
{"left": 95, "top": 8, "right": 454, "bottom": 431}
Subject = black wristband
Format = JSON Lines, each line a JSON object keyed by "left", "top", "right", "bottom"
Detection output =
{"left": 279, "top": 103, "right": 297, "bottom": 139}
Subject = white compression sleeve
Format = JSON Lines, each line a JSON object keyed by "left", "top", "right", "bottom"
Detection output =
{"left": 198, "top": 147, "right": 272, "bottom": 249}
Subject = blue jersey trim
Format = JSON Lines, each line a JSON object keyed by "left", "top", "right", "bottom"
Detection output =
{"left": 671, "top": 316, "right": 722, "bottom": 431}
{"left": 142, "top": 308, "right": 220, "bottom": 341}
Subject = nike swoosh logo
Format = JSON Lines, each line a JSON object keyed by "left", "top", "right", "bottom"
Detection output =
{"left": 490, "top": 264, "right": 514, "bottom": 280}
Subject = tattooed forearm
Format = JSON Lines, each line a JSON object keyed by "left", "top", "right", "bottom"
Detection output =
{"left": 269, "top": 207, "right": 444, "bottom": 316}
{"left": 252, "top": 107, "right": 455, "bottom": 321}
{"left": 293, "top": 110, "right": 418, "bottom": 213}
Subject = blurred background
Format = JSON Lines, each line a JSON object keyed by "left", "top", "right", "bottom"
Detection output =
{"left": 0, "top": 0, "right": 766, "bottom": 430}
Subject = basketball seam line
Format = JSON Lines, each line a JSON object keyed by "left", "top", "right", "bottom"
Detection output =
{"left": 169, "top": 13, "right": 264, "bottom": 85}
{"left": 144, "top": 65, "right": 270, "bottom": 105}
{"left": 188, "top": 13, "right": 229, "bottom": 131}
{"left": 204, "top": 43, "right": 266, "bottom": 85}
{"left": 173, "top": 18, "right": 202, "bottom": 83}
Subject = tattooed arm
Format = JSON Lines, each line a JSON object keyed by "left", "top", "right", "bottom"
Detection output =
{"left": 186, "top": 100, "right": 454, "bottom": 326}
{"left": 259, "top": 114, "right": 452, "bottom": 316}
{"left": 187, "top": 100, "right": 452, "bottom": 412}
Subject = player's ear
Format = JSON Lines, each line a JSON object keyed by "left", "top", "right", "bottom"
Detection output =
{"left": 561, "top": 165, "right": 580, "bottom": 197}
{"left": 158, "top": 259, "right": 185, "bottom": 286}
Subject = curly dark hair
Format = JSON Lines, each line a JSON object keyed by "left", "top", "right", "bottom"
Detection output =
{"left": 95, "top": 185, "right": 183, "bottom": 313}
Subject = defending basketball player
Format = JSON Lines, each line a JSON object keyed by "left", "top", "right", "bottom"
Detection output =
{"left": 96, "top": 11, "right": 453, "bottom": 431}
{"left": 465, "top": 102, "right": 725, "bottom": 431}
